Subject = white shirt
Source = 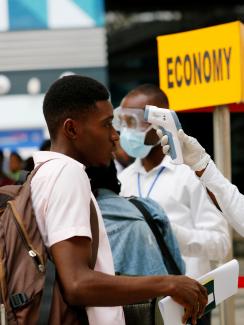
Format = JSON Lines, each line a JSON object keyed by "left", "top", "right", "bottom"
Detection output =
{"left": 31, "top": 151, "right": 125, "bottom": 325}
{"left": 118, "top": 156, "right": 231, "bottom": 279}
{"left": 201, "top": 159, "right": 244, "bottom": 237}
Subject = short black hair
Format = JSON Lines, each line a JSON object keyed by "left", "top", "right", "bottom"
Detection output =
{"left": 43, "top": 75, "right": 110, "bottom": 140}
{"left": 86, "top": 160, "right": 121, "bottom": 196}
{"left": 127, "top": 83, "right": 169, "bottom": 107}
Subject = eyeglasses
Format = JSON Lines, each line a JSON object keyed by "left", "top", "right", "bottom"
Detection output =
{"left": 113, "top": 107, "right": 151, "bottom": 131}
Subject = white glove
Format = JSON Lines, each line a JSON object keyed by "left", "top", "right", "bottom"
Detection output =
{"left": 156, "top": 128, "right": 211, "bottom": 171}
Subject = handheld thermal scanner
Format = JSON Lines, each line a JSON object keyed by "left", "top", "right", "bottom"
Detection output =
{"left": 144, "top": 105, "right": 183, "bottom": 164}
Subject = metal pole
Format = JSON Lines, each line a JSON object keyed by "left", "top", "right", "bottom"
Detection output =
{"left": 213, "top": 105, "right": 235, "bottom": 325}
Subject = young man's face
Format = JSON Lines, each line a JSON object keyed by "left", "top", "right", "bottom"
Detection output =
{"left": 74, "top": 100, "right": 119, "bottom": 167}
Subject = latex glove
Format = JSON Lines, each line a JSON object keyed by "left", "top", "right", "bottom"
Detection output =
{"left": 156, "top": 128, "right": 211, "bottom": 171}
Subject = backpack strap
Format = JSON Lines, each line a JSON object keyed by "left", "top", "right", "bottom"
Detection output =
{"left": 129, "top": 197, "right": 182, "bottom": 275}
{"left": 15, "top": 170, "right": 30, "bottom": 185}
{"left": 6, "top": 162, "right": 53, "bottom": 276}
{"left": 26, "top": 161, "right": 50, "bottom": 183}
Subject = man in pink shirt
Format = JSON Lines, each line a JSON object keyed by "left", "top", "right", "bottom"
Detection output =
{"left": 31, "top": 75, "right": 207, "bottom": 325}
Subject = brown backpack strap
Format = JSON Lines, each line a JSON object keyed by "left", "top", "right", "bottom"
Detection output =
{"left": 90, "top": 199, "right": 99, "bottom": 269}
{"left": 25, "top": 161, "right": 52, "bottom": 184}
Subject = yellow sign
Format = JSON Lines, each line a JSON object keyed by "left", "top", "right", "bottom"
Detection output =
{"left": 157, "top": 21, "right": 244, "bottom": 111}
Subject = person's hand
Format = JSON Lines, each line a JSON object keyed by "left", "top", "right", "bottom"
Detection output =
{"left": 167, "top": 275, "right": 208, "bottom": 325}
{"left": 156, "top": 129, "right": 211, "bottom": 171}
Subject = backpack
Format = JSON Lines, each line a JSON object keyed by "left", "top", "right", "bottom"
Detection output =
{"left": 0, "top": 163, "right": 99, "bottom": 324}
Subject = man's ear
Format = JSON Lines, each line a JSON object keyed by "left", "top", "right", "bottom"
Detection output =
{"left": 63, "top": 118, "right": 78, "bottom": 139}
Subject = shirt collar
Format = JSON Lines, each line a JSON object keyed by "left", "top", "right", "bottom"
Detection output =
{"left": 132, "top": 155, "right": 176, "bottom": 174}
{"left": 33, "top": 151, "right": 86, "bottom": 170}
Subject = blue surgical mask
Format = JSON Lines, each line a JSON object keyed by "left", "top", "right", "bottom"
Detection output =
{"left": 120, "top": 127, "right": 154, "bottom": 159}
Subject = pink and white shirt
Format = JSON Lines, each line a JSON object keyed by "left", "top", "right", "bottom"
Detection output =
{"left": 31, "top": 151, "right": 125, "bottom": 325}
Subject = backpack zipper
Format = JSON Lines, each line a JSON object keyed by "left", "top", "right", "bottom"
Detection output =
{"left": 7, "top": 201, "right": 45, "bottom": 273}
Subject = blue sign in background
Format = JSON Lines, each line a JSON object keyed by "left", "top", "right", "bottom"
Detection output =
{"left": 9, "top": 0, "right": 48, "bottom": 30}
{"left": 0, "top": 129, "right": 44, "bottom": 150}
{"left": 6, "top": 0, "right": 104, "bottom": 30}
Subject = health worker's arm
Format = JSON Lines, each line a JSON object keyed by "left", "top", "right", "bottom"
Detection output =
{"left": 158, "top": 128, "right": 244, "bottom": 237}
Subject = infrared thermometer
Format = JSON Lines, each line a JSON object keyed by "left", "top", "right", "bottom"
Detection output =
{"left": 144, "top": 105, "right": 183, "bottom": 164}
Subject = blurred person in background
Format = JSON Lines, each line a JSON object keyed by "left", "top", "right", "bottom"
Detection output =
{"left": 8, "top": 151, "right": 23, "bottom": 182}
{"left": 116, "top": 84, "right": 231, "bottom": 325}
{"left": 0, "top": 150, "right": 14, "bottom": 186}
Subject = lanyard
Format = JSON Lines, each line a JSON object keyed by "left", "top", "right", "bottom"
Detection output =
{"left": 137, "top": 166, "right": 165, "bottom": 198}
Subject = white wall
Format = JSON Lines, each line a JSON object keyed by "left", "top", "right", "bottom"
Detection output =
{"left": 0, "top": 94, "right": 47, "bottom": 130}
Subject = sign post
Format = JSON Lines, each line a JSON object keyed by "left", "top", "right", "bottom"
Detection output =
{"left": 213, "top": 105, "right": 234, "bottom": 325}
{"left": 213, "top": 106, "right": 232, "bottom": 180}
{"left": 157, "top": 21, "right": 244, "bottom": 325}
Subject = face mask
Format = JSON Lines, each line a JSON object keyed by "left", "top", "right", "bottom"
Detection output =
{"left": 120, "top": 127, "right": 154, "bottom": 159}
